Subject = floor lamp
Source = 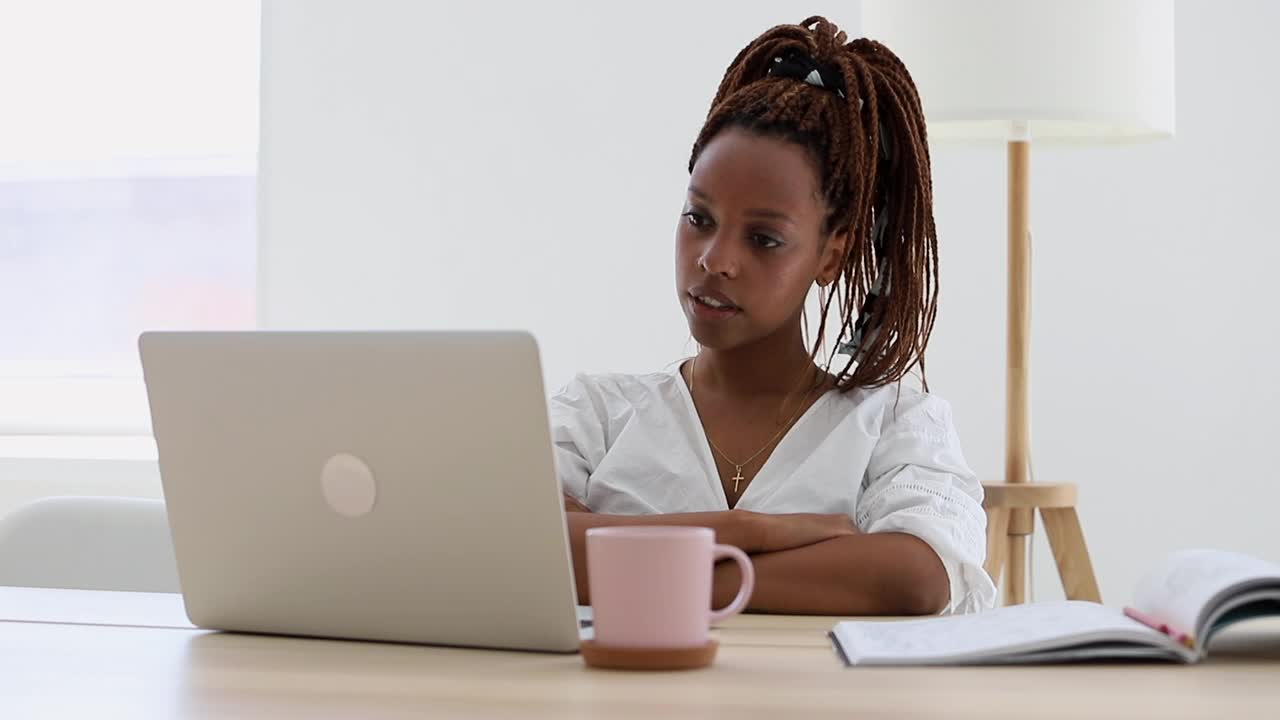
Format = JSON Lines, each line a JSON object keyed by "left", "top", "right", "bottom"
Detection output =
{"left": 863, "top": 0, "right": 1175, "bottom": 604}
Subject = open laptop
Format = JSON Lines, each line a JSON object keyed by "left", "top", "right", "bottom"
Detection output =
{"left": 139, "top": 330, "right": 586, "bottom": 652}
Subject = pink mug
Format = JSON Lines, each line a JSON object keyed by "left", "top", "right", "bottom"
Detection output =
{"left": 586, "top": 526, "right": 755, "bottom": 648}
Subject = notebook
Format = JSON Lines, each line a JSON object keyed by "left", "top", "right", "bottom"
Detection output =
{"left": 831, "top": 549, "right": 1280, "bottom": 665}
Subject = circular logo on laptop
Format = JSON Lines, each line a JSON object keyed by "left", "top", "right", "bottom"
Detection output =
{"left": 321, "top": 453, "right": 377, "bottom": 517}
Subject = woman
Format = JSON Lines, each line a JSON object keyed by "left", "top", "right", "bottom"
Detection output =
{"left": 552, "top": 17, "right": 993, "bottom": 615}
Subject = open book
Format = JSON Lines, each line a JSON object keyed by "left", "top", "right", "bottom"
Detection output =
{"left": 831, "top": 549, "right": 1280, "bottom": 665}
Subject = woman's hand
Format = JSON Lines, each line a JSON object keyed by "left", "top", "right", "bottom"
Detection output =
{"left": 739, "top": 511, "right": 859, "bottom": 554}
{"left": 563, "top": 493, "right": 591, "bottom": 513}
{"left": 558, "top": 503, "right": 853, "bottom": 551}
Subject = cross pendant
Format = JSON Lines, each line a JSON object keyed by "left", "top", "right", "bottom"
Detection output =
{"left": 732, "top": 466, "right": 745, "bottom": 494}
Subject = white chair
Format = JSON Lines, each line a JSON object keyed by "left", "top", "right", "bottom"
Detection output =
{"left": 0, "top": 496, "right": 180, "bottom": 593}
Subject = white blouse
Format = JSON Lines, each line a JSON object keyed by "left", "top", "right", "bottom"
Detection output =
{"left": 549, "top": 367, "right": 996, "bottom": 614}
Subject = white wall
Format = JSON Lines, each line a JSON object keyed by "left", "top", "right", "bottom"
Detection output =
{"left": 259, "top": 0, "right": 1280, "bottom": 603}
{"left": 258, "top": 0, "right": 852, "bottom": 383}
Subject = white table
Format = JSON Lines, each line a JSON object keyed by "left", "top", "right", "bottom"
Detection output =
{"left": 3, "top": 586, "right": 1279, "bottom": 719}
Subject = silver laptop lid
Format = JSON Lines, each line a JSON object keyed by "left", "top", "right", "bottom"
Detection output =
{"left": 140, "top": 330, "right": 581, "bottom": 652}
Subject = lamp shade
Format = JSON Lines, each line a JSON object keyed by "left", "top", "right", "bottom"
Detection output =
{"left": 861, "top": 0, "right": 1175, "bottom": 142}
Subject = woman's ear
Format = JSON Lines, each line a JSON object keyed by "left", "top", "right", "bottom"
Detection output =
{"left": 816, "top": 228, "right": 851, "bottom": 287}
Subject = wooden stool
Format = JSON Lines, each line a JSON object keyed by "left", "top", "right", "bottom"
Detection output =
{"left": 982, "top": 481, "right": 1101, "bottom": 604}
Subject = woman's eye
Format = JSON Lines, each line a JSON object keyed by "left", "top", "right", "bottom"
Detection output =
{"left": 752, "top": 233, "right": 783, "bottom": 249}
{"left": 683, "top": 212, "right": 710, "bottom": 229}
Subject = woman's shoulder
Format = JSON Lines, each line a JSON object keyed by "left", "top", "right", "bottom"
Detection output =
{"left": 549, "top": 368, "right": 685, "bottom": 415}
{"left": 830, "top": 380, "right": 959, "bottom": 435}
{"left": 558, "top": 368, "right": 681, "bottom": 393}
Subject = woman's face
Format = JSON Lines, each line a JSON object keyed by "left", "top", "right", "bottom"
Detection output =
{"left": 676, "top": 127, "right": 847, "bottom": 352}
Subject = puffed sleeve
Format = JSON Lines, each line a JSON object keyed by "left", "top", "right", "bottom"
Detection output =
{"left": 547, "top": 374, "right": 607, "bottom": 504}
{"left": 856, "top": 388, "right": 996, "bottom": 614}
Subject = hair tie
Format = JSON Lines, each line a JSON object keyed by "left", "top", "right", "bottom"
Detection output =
{"left": 768, "top": 50, "right": 846, "bottom": 99}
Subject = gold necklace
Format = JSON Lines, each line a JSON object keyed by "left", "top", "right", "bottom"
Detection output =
{"left": 690, "top": 355, "right": 819, "bottom": 495}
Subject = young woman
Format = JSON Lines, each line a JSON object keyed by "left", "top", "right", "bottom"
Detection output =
{"left": 552, "top": 17, "right": 993, "bottom": 615}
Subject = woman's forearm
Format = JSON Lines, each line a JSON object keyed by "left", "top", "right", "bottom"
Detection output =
{"left": 711, "top": 533, "right": 950, "bottom": 616}
{"left": 564, "top": 509, "right": 863, "bottom": 604}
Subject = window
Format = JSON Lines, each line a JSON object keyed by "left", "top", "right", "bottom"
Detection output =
{"left": 0, "top": 1, "right": 260, "bottom": 445}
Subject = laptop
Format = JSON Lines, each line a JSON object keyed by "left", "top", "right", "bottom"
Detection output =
{"left": 139, "top": 330, "right": 586, "bottom": 652}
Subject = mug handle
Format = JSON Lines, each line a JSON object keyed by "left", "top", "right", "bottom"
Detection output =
{"left": 708, "top": 544, "right": 755, "bottom": 624}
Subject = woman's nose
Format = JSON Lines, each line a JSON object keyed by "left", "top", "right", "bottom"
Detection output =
{"left": 698, "top": 234, "right": 740, "bottom": 279}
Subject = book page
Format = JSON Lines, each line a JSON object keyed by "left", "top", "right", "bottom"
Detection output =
{"left": 1131, "top": 549, "right": 1280, "bottom": 643}
{"left": 831, "top": 601, "right": 1177, "bottom": 665}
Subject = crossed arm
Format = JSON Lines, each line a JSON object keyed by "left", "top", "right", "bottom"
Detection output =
{"left": 563, "top": 496, "right": 950, "bottom": 616}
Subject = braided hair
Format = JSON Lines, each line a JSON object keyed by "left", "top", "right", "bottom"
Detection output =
{"left": 689, "top": 16, "right": 937, "bottom": 392}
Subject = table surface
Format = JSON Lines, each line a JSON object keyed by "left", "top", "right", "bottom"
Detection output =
{"left": 3, "top": 586, "right": 1279, "bottom": 720}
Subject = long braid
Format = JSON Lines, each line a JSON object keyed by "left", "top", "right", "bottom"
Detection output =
{"left": 689, "top": 17, "right": 938, "bottom": 392}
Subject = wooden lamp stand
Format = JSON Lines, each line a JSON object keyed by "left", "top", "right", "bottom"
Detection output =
{"left": 981, "top": 127, "right": 1101, "bottom": 605}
